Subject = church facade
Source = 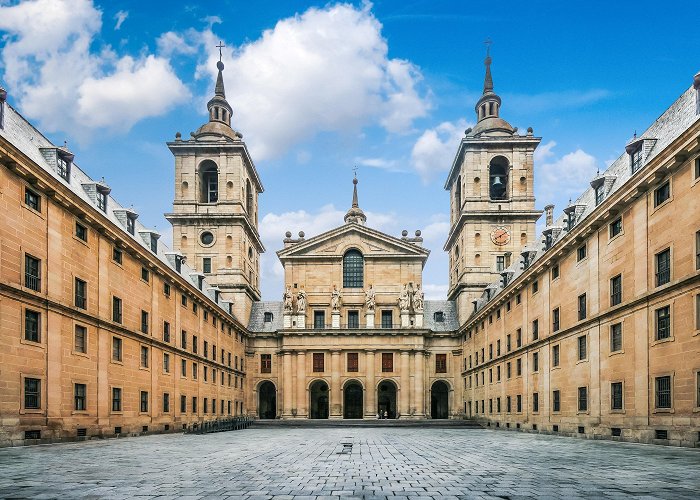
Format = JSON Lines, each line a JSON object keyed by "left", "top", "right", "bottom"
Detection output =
{"left": 0, "top": 55, "right": 698, "bottom": 447}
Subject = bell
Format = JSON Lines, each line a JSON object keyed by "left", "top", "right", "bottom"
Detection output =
{"left": 492, "top": 176, "right": 504, "bottom": 187}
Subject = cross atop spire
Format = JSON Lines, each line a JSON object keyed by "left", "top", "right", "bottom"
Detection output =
{"left": 216, "top": 41, "right": 225, "bottom": 62}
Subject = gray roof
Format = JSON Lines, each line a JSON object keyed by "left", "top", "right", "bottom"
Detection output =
{"left": 0, "top": 101, "right": 236, "bottom": 320}
{"left": 248, "top": 301, "right": 284, "bottom": 332}
{"left": 423, "top": 300, "right": 459, "bottom": 331}
{"left": 472, "top": 80, "right": 700, "bottom": 315}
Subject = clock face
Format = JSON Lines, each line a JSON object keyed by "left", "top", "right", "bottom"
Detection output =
{"left": 491, "top": 226, "right": 511, "bottom": 246}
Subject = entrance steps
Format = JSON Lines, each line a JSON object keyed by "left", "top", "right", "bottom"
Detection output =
{"left": 251, "top": 418, "right": 482, "bottom": 428}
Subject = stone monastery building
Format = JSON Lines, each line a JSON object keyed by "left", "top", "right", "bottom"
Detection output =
{"left": 0, "top": 55, "right": 699, "bottom": 447}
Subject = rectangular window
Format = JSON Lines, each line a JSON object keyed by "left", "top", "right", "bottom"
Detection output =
{"left": 181, "top": 294, "right": 187, "bottom": 307}
{"left": 517, "top": 394, "right": 522, "bottom": 413}
{"left": 203, "top": 366, "right": 208, "bottom": 382}
{"left": 655, "top": 248, "right": 671, "bottom": 287}
{"left": 655, "top": 376, "right": 672, "bottom": 409}
{"left": 552, "top": 307, "right": 560, "bottom": 332}
{"left": 74, "top": 325, "right": 87, "bottom": 353}
{"left": 578, "top": 335, "right": 587, "bottom": 361}
{"left": 192, "top": 336, "right": 198, "bottom": 354}
{"left": 654, "top": 181, "right": 670, "bottom": 207}
{"left": 24, "top": 254, "right": 41, "bottom": 291}
{"left": 578, "top": 387, "right": 588, "bottom": 412}
{"left": 313, "top": 310, "right": 325, "bottom": 329}
{"left": 57, "top": 154, "right": 71, "bottom": 181}
{"left": 611, "top": 382, "right": 623, "bottom": 410}
{"left": 192, "top": 397, "right": 197, "bottom": 413}
{"left": 610, "top": 323, "right": 623, "bottom": 352}
{"left": 381, "top": 310, "right": 393, "bottom": 328}
{"left": 382, "top": 352, "right": 393, "bottom": 372}
{"left": 695, "top": 157, "right": 700, "bottom": 180}
{"left": 181, "top": 330, "right": 187, "bottom": 349}
{"left": 532, "top": 352, "right": 539, "bottom": 372}
{"left": 112, "top": 247, "right": 123, "bottom": 264}
{"left": 75, "top": 278, "right": 87, "bottom": 309}
{"left": 532, "top": 280, "right": 539, "bottom": 294}
{"left": 313, "top": 353, "right": 325, "bottom": 372}
{"left": 516, "top": 328, "right": 522, "bottom": 347}
{"left": 630, "top": 145, "right": 643, "bottom": 173}
{"left": 532, "top": 392, "right": 539, "bottom": 412}
{"left": 261, "top": 354, "right": 272, "bottom": 373}
{"left": 516, "top": 293, "right": 521, "bottom": 305}
{"left": 532, "top": 320, "right": 539, "bottom": 340}
{"left": 347, "top": 310, "right": 359, "bottom": 329}
{"left": 24, "top": 378, "right": 41, "bottom": 409}
{"left": 112, "top": 296, "right": 122, "bottom": 324}
{"left": 577, "top": 294, "right": 587, "bottom": 321}
{"left": 141, "top": 310, "right": 149, "bottom": 334}
{"left": 496, "top": 255, "right": 505, "bottom": 272}
{"left": 551, "top": 263, "right": 559, "bottom": 280}
{"left": 610, "top": 217, "right": 622, "bottom": 238}
{"left": 180, "top": 395, "right": 187, "bottom": 413}
{"left": 163, "top": 393, "right": 170, "bottom": 413}
{"left": 347, "top": 352, "right": 359, "bottom": 372}
{"left": 435, "top": 354, "right": 447, "bottom": 373}
{"left": 75, "top": 222, "right": 88, "bottom": 242}
{"left": 24, "top": 309, "right": 40, "bottom": 342}
{"left": 112, "top": 387, "right": 122, "bottom": 412}
{"left": 192, "top": 363, "right": 198, "bottom": 380}
{"left": 610, "top": 274, "right": 622, "bottom": 306}
{"left": 181, "top": 359, "right": 186, "bottom": 377}
{"left": 163, "top": 353, "right": 170, "bottom": 373}
{"left": 497, "top": 340, "right": 501, "bottom": 356}
{"left": 506, "top": 362, "right": 511, "bottom": 378}
{"left": 594, "top": 185, "right": 604, "bottom": 206}
{"left": 696, "top": 231, "right": 700, "bottom": 270}
{"left": 140, "top": 391, "right": 149, "bottom": 413}
{"left": 140, "top": 346, "right": 149, "bottom": 368}
{"left": 697, "top": 294, "right": 700, "bottom": 331}
{"left": 204, "top": 341, "right": 209, "bottom": 358}
{"left": 163, "top": 322, "right": 171, "bottom": 343}
{"left": 139, "top": 267, "right": 149, "bottom": 282}
{"left": 516, "top": 358, "right": 522, "bottom": 376}
{"left": 202, "top": 257, "right": 212, "bottom": 274}
{"left": 552, "top": 345, "right": 560, "bottom": 367}
{"left": 552, "top": 390, "right": 561, "bottom": 412}
{"left": 577, "top": 244, "right": 586, "bottom": 261}
{"left": 112, "top": 337, "right": 122, "bottom": 362}
{"left": 655, "top": 306, "right": 671, "bottom": 340}
{"left": 24, "top": 187, "right": 41, "bottom": 211}
{"left": 74, "top": 384, "right": 87, "bottom": 411}
{"left": 489, "top": 344, "right": 493, "bottom": 360}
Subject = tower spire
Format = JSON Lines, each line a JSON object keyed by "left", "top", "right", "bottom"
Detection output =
{"left": 344, "top": 174, "right": 366, "bottom": 225}
{"left": 473, "top": 39, "right": 504, "bottom": 125}
{"left": 483, "top": 38, "right": 494, "bottom": 94}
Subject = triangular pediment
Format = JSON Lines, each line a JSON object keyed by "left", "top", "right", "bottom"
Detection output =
{"left": 277, "top": 223, "right": 430, "bottom": 261}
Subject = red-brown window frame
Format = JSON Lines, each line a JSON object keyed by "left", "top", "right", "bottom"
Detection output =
{"left": 313, "top": 352, "right": 325, "bottom": 372}
{"left": 347, "top": 352, "right": 359, "bottom": 372}
{"left": 260, "top": 354, "right": 272, "bottom": 373}
{"left": 381, "top": 352, "right": 393, "bottom": 372}
{"left": 435, "top": 353, "right": 447, "bottom": 373}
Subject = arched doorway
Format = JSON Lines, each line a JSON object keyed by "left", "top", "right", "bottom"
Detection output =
{"left": 309, "top": 380, "right": 329, "bottom": 419}
{"left": 343, "top": 381, "right": 363, "bottom": 419}
{"left": 258, "top": 381, "right": 276, "bottom": 419}
{"left": 377, "top": 380, "right": 397, "bottom": 419}
{"left": 431, "top": 380, "right": 449, "bottom": 419}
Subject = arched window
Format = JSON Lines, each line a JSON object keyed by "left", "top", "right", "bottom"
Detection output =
{"left": 200, "top": 161, "right": 218, "bottom": 203}
{"left": 246, "top": 179, "right": 253, "bottom": 217}
{"left": 489, "top": 156, "right": 509, "bottom": 200}
{"left": 343, "top": 249, "right": 363, "bottom": 288}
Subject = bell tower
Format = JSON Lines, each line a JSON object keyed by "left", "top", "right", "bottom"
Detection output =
{"left": 444, "top": 48, "right": 542, "bottom": 321}
{"left": 165, "top": 56, "right": 264, "bottom": 321}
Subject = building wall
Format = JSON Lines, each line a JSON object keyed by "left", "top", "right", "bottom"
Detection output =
{"left": 0, "top": 144, "right": 247, "bottom": 447}
{"left": 459, "top": 126, "right": 700, "bottom": 446}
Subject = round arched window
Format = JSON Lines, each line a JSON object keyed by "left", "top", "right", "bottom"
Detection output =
{"left": 200, "top": 231, "right": 214, "bottom": 246}
{"left": 342, "top": 249, "right": 363, "bottom": 288}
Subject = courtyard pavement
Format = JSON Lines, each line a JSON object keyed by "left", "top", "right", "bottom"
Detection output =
{"left": 0, "top": 427, "right": 698, "bottom": 499}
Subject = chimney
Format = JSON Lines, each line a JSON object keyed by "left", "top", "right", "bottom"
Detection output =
{"left": 544, "top": 204, "right": 554, "bottom": 227}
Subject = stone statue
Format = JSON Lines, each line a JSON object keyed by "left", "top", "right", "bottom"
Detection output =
{"left": 412, "top": 283, "right": 424, "bottom": 312}
{"left": 283, "top": 285, "right": 293, "bottom": 313}
{"left": 331, "top": 285, "right": 341, "bottom": 311}
{"left": 297, "top": 288, "right": 307, "bottom": 313}
{"left": 365, "top": 284, "right": 376, "bottom": 312}
{"left": 398, "top": 283, "right": 410, "bottom": 312}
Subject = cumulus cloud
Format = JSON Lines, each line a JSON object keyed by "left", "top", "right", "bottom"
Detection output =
{"left": 411, "top": 119, "right": 470, "bottom": 183}
{"left": 113, "top": 10, "right": 128, "bottom": 30}
{"left": 0, "top": 0, "right": 189, "bottom": 139}
{"left": 166, "top": 3, "right": 430, "bottom": 160}
{"left": 535, "top": 143, "right": 599, "bottom": 209}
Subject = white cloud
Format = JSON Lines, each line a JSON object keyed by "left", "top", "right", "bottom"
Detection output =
{"left": 355, "top": 157, "right": 403, "bottom": 172}
{"left": 0, "top": 0, "right": 189, "bottom": 139}
{"left": 422, "top": 283, "right": 448, "bottom": 300}
{"left": 507, "top": 89, "right": 610, "bottom": 114}
{"left": 534, "top": 140, "right": 556, "bottom": 163}
{"left": 411, "top": 119, "right": 469, "bottom": 183}
{"left": 183, "top": 3, "right": 430, "bottom": 160}
{"left": 114, "top": 10, "right": 128, "bottom": 30}
{"left": 535, "top": 144, "right": 599, "bottom": 209}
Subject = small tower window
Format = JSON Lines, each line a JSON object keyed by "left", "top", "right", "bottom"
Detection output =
{"left": 246, "top": 179, "right": 253, "bottom": 217}
{"left": 199, "top": 161, "right": 218, "bottom": 203}
{"left": 343, "top": 249, "right": 364, "bottom": 288}
{"left": 455, "top": 176, "right": 461, "bottom": 215}
{"left": 489, "top": 156, "right": 509, "bottom": 200}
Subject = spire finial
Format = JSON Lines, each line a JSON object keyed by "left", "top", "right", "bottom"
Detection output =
{"left": 483, "top": 38, "right": 494, "bottom": 94}
{"left": 216, "top": 41, "right": 225, "bottom": 63}
{"left": 214, "top": 42, "right": 226, "bottom": 97}
{"left": 344, "top": 170, "right": 366, "bottom": 224}
{"left": 351, "top": 171, "right": 359, "bottom": 208}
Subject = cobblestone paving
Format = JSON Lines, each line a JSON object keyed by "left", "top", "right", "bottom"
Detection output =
{"left": 0, "top": 427, "right": 698, "bottom": 499}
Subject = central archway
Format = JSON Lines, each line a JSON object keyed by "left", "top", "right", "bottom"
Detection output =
{"left": 431, "top": 380, "right": 449, "bottom": 419}
{"left": 309, "top": 380, "right": 329, "bottom": 419}
{"left": 258, "top": 381, "right": 277, "bottom": 419}
{"left": 377, "top": 380, "right": 397, "bottom": 419}
{"left": 343, "top": 380, "right": 364, "bottom": 419}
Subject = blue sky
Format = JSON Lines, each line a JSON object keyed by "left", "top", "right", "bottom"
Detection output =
{"left": 1, "top": 0, "right": 698, "bottom": 300}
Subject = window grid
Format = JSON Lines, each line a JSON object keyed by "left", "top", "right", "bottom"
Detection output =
{"left": 382, "top": 353, "right": 393, "bottom": 372}
{"left": 655, "top": 306, "right": 671, "bottom": 340}
{"left": 611, "top": 382, "right": 623, "bottom": 410}
{"left": 655, "top": 249, "right": 671, "bottom": 286}
{"left": 655, "top": 376, "right": 671, "bottom": 409}
{"left": 610, "top": 323, "right": 623, "bottom": 352}
{"left": 347, "top": 352, "right": 359, "bottom": 372}
{"left": 24, "top": 378, "right": 40, "bottom": 409}
{"left": 342, "top": 250, "right": 364, "bottom": 288}
{"left": 435, "top": 354, "right": 447, "bottom": 373}
{"left": 610, "top": 274, "right": 622, "bottom": 306}
{"left": 24, "top": 254, "right": 41, "bottom": 291}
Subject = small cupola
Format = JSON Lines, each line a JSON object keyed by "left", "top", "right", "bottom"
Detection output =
{"left": 193, "top": 48, "right": 241, "bottom": 141}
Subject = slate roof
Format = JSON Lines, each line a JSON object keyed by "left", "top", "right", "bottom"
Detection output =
{"left": 248, "top": 301, "right": 285, "bottom": 332}
{"left": 423, "top": 300, "right": 459, "bottom": 331}
{"left": 471, "top": 81, "right": 700, "bottom": 316}
{"left": 0, "top": 101, "right": 236, "bottom": 320}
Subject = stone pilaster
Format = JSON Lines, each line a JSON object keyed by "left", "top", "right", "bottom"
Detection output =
{"left": 296, "top": 350, "right": 307, "bottom": 418}
{"left": 365, "top": 349, "right": 376, "bottom": 417}
{"left": 399, "top": 350, "right": 411, "bottom": 418}
{"left": 330, "top": 350, "right": 342, "bottom": 418}
{"left": 413, "top": 350, "right": 426, "bottom": 418}
{"left": 282, "top": 351, "right": 293, "bottom": 418}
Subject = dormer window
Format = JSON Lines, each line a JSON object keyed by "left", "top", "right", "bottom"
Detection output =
{"left": 97, "top": 189, "right": 108, "bottom": 212}
{"left": 433, "top": 311, "right": 444, "bottom": 323}
{"left": 567, "top": 211, "right": 575, "bottom": 230}
{"left": 544, "top": 231, "right": 553, "bottom": 250}
{"left": 57, "top": 153, "right": 71, "bottom": 181}
{"left": 175, "top": 255, "right": 184, "bottom": 273}
{"left": 126, "top": 214, "right": 136, "bottom": 235}
{"left": 594, "top": 184, "right": 604, "bottom": 206}
{"left": 630, "top": 144, "right": 643, "bottom": 173}
{"left": 264, "top": 312, "right": 274, "bottom": 323}
{"left": 150, "top": 234, "right": 158, "bottom": 253}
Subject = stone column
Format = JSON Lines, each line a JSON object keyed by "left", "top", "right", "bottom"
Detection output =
{"left": 399, "top": 350, "right": 410, "bottom": 418}
{"left": 282, "top": 351, "right": 293, "bottom": 418}
{"left": 413, "top": 350, "right": 425, "bottom": 418}
{"left": 330, "top": 350, "right": 342, "bottom": 418}
{"left": 365, "top": 349, "right": 376, "bottom": 417}
{"left": 296, "top": 350, "right": 307, "bottom": 418}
